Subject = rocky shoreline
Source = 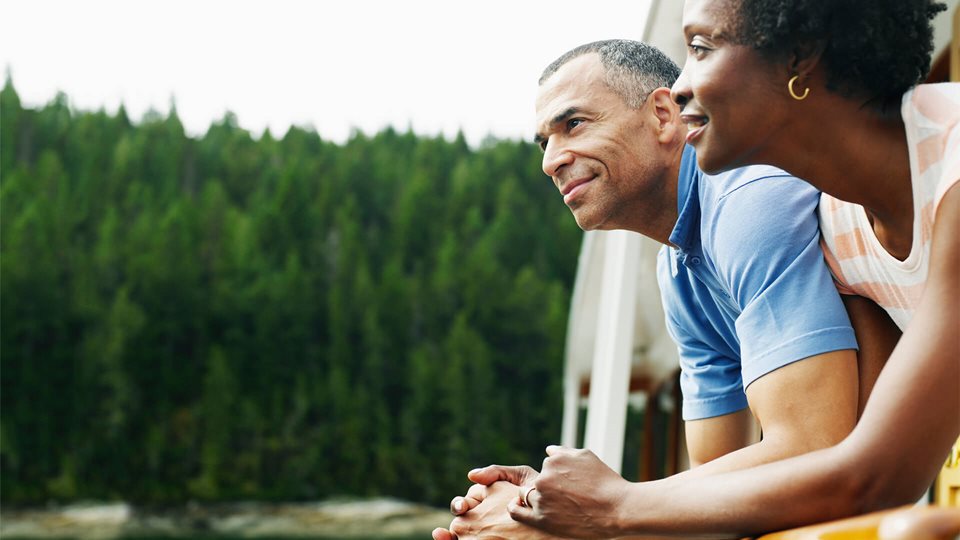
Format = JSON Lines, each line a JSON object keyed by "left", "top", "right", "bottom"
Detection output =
{"left": 0, "top": 499, "right": 451, "bottom": 539}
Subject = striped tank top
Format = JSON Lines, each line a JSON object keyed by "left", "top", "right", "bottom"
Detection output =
{"left": 819, "top": 83, "right": 960, "bottom": 330}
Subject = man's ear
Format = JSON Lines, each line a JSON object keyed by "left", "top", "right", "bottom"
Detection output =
{"left": 648, "top": 87, "right": 681, "bottom": 144}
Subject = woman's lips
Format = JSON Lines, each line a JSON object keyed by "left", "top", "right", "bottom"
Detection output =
{"left": 681, "top": 113, "right": 709, "bottom": 144}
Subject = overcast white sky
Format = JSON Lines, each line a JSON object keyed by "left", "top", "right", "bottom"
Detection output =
{"left": 0, "top": 0, "right": 655, "bottom": 146}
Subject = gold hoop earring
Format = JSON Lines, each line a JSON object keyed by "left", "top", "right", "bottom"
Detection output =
{"left": 788, "top": 75, "right": 810, "bottom": 101}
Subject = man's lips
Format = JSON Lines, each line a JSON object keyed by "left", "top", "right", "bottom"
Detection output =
{"left": 560, "top": 176, "right": 594, "bottom": 204}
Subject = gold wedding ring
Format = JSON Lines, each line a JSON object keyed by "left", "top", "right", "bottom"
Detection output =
{"left": 520, "top": 485, "right": 537, "bottom": 507}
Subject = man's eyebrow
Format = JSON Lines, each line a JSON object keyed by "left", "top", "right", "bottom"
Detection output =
{"left": 534, "top": 107, "right": 580, "bottom": 145}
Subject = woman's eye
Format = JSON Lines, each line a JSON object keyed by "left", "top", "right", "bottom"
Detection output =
{"left": 687, "top": 43, "right": 709, "bottom": 57}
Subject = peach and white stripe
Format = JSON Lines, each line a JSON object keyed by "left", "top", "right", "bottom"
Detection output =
{"left": 818, "top": 84, "right": 960, "bottom": 330}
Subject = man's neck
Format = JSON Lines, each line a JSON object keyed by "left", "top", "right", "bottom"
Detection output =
{"left": 634, "top": 142, "right": 684, "bottom": 247}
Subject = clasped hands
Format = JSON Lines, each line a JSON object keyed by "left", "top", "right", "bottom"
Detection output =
{"left": 432, "top": 445, "right": 630, "bottom": 540}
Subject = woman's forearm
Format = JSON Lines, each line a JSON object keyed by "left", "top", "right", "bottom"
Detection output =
{"left": 613, "top": 194, "right": 960, "bottom": 538}
{"left": 616, "top": 297, "right": 958, "bottom": 536}
{"left": 613, "top": 442, "right": 860, "bottom": 537}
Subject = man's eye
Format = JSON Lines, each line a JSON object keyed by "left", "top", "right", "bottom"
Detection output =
{"left": 539, "top": 140, "right": 548, "bottom": 151}
{"left": 567, "top": 118, "right": 583, "bottom": 130}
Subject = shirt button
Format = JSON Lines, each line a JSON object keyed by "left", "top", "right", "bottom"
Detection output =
{"left": 690, "top": 256, "right": 701, "bottom": 265}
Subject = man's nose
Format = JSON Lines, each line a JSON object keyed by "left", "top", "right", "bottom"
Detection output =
{"left": 541, "top": 140, "right": 573, "bottom": 178}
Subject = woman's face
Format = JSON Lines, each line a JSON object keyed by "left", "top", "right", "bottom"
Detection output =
{"left": 671, "top": 0, "right": 790, "bottom": 174}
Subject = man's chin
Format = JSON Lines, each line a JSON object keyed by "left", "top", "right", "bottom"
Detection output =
{"left": 573, "top": 214, "right": 610, "bottom": 232}
{"left": 572, "top": 213, "right": 595, "bottom": 231}
{"left": 571, "top": 203, "right": 618, "bottom": 231}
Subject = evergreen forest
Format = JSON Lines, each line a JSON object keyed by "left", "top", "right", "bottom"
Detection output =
{"left": 0, "top": 78, "right": 584, "bottom": 506}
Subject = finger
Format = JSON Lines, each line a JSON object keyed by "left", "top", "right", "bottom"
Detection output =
{"left": 507, "top": 496, "right": 538, "bottom": 526}
{"left": 449, "top": 517, "right": 473, "bottom": 538}
{"left": 526, "top": 484, "right": 543, "bottom": 507}
{"left": 468, "top": 464, "right": 538, "bottom": 486}
{"left": 432, "top": 527, "right": 457, "bottom": 540}
{"left": 545, "top": 444, "right": 578, "bottom": 457}
{"left": 449, "top": 495, "right": 480, "bottom": 515}
{"left": 465, "top": 483, "right": 486, "bottom": 501}
{"left": 450, "top": 483, "right": 487, "bottom": 515}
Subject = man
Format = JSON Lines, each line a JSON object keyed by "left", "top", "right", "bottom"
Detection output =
{"left": 433, "top": 39, "right": 867, "bottom": 539}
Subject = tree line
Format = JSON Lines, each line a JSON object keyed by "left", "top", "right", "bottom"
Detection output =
{"left": 0, "top": 77, "right": 583, "bottom": 506}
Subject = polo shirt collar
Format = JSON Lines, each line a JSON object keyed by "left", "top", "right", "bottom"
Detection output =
{"left": 668, "top": 145, "right": 702, "bottom": 252}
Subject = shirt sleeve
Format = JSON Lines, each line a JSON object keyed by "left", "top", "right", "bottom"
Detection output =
{"left": 711, "top": 176, "right": 859, "bottom": 389}
{"left": 933, "top": 104, "right": 960, "bottom": 215}
{"left": 911, "top": 84, "right": 960, "bottom": 215}
{"left": 657, "top": 247, "right": 749, "bottom": 421}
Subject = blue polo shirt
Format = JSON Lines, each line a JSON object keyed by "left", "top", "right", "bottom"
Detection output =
{"left": 657, "top": 146, "right": 858, "bottom": 421}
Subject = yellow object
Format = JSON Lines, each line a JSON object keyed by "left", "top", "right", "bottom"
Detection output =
{"left": 787, "top": 75, "right": 810, "bottom": 101}
{"left": 757, "top": 506, "right": 907, "bottom": 539}
{"left": 757, "top": 505, "right": 960, "bottom": 540}
{"left": 935, "top": 437, "right": 960, "bottom": 507}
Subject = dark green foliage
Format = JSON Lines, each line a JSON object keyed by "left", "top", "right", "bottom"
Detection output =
{"left": 0, "top": 80, "right": 582, "bottom": 506}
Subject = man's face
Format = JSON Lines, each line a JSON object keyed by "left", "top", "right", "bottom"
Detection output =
{"left": 535, "top": 54, "right": 666, "bottom": 231}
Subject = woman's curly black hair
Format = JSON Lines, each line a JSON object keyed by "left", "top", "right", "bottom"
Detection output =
{"left": 729, "top": 0, "right": 946, "bottom": 111}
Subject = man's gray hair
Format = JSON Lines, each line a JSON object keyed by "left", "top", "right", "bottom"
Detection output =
{"left": 539, "top": 39, "right": 680, "bottom": 109}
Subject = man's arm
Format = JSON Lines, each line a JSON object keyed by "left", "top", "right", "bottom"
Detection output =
{"left": 445, "top": 348, "right": 858, "bottom": 540}
{"left": 840, "top": 294, "right": 902, "bottom": 416}
{"left": 684, "top": 408, "right": 755, "bottom": 468}
{"left": 512, "top": 185, "right": 960, "bottom": 539}
{"left": 677, "top": 348, "right": 858, "bottom": 480}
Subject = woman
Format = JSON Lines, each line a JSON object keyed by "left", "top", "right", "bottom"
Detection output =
{"left": 668, "top": 0, "right": 959, "bottom": 416}
{"left": 492, "top": 0, "right": 958, "bottom": 537}
{"left": 669, "top": 0, "right": 959, "bottom": 504}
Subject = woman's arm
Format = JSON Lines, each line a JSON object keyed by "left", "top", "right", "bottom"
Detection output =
{"left": 511, "top": 186, "right": 960, "bottom": 538}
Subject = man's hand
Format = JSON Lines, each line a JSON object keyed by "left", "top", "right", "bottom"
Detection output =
{"left": 467, "top": 464, "right": 539, "bottom": 491}
{"left": 432, "top": 465, "right": 539, "bottom": 540}
{"left": 433, "top": 481, "right": 563, "bottom": 540}
{"left": 508, "top": 446, "right": 630, "bottom": 539}
{"left": 440, "top": 464, "right": 539, "bottom": 522}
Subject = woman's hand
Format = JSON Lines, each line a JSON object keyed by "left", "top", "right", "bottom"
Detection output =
{"left": 508, "top": 446, "right": 631, "bottom": 539}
